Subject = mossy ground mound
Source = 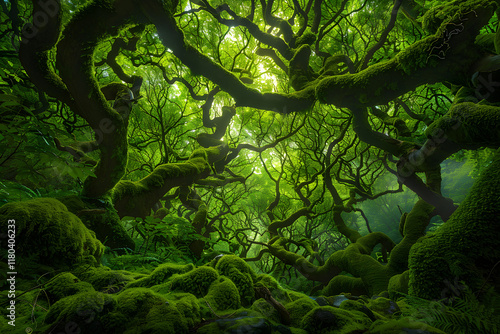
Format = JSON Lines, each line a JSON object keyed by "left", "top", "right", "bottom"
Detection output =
{"left": 0, "top": 197, "right": 104, "bottom": 270}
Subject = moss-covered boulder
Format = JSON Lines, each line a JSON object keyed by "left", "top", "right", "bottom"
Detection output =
{"left": 0, "top": 198, "right": 104, "bottom": 269}
{"left": 58, "top": 195, "right": 135, "bottom": 251}
{"left": 301, "top": 306, "right": 372, "bottom": 333}
{"left": 116, "top": 287, "right": 166, "bottom": 319}
{"left": 339, "top": 299, "right": 378, "bottom": 321}
{"left": 285, "top": 297, "right": 318, "bottom": 328}
{"left": 215, "top": 255, "right": 256, "bottom": 305}
{"left": 143, "top": 293, "right": 201, "bottom": 334}
{"left": 170, "top": 266, "right": 219, "bottom": 297}
{"left": 126, "top": 262, "right": 194, "bottom": 288}
{"left": 255, "top": 274, "right": 292, "bottom": 304}
{"left": 74, "top": 265, "right": 136, "bottom": 292}
{"left": 366, "top": 296, "right": 401, "bottom": 318}
{"left": 251, "top": 298, "right": 280, "bottom": 323}
{"left": 44, "top": 291, "right": 116, "bottom": 333}
{"left": 204, "top": 276, "right": 241, "bottom": 312}
{"left": 44, "top": 272, "right": 95, "bottom": 303}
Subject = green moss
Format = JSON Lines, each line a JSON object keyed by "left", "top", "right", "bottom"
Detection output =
{"left": 215, "top": 255, "right": 256, "bottom": 280}
{"left": 388, "top": 271, "right": 410, "bottom": 300}
{"left": 287, "top": 290, "right": 311, "bottom": 302}
{"left": 285, "top": 297, "right": 318, "bottom": 328}
{"left": 116, "top": 287, "right": 166, "bottom": 318}
{"left": 126, "top": 262, "right": 194, "bottom": 288}
{"left": 75, "top": 265, "right": 135, "bottom": 291}
{"left": 196, "top": 313, "right": 273, "bottom": 334}
{"left": 369, "top": 318, "right": 446, "bottom": 334}
{"left": 204, "top": 276, "right": 241, "bottom": 312}
{"left": 111, "top": 147, "right": 223, "bottom": 218}
{"left": 226, "top": 268, "right": 254, "bottom": 306}
{"left": 215, "top": 255, "right": 256, "bottom": 305}
{"left": 322, "top": 274, "right": 368, "bottom": 297}
{"left": 421, "top": 4, "right": 447, "bottom": 33}
{"left": 254, "top": 274, "right": 291, "bottom": 304}
{"left": 409, "top": 152, "right": 500, "bottom": 299}
{"left": 388, "top": 200, "right": 434, "bottom": 272}
{"left": 139, "top": 293, "right": 201, "bottom": 334}
{"left": 366, "top": 297, "right": 401, "bottom": 318}
{"left": 189, "top": 148, "right": 209, "bottom": 161}
{"left": 301, "top": 306, "right": 372, "bottom": 333}
{"left": 289, "top": 44, "right": 314, "bottom": 90}
{"left": 99, "top": 311, "right": 129, "bottom": 333}
{"left": 425, "top": 102, "right": 500, "bottom": 147}
{"left": 0, "top": 283, "right": 51, "bottom": 326}
{"left": 251, "top": 298, "right": 280, "bottom": 322}
{"left": 58, "top": 195, "right": 135, "bottom": 250}
{"left": 0, "top": 198, "right": 104, "bottom": 269}
{"left": 421, "top": 0, "right": 497, "bottom": 34}
{"left": 339, "top": 299, "right": 378, "bottom": 321}
{"left": 45, "top": 291, "right": 116, "bottom": 332}
{"left": 295, "top": 29, "right": 317, "bottom": 46}
{"left": 170, "top": 266, "right": 219, "bottom": 297}
{"left": 395, "top": 35, "right": 438, "bottom": 75}
{"left": 44, "top": 272, "right": 95, "bottom": 303}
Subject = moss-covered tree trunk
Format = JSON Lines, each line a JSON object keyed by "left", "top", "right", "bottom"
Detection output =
{"left": 408, "top": 152, "right": 500, "bottom": 300}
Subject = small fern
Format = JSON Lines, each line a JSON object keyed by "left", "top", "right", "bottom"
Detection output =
{"left": 401, "top": 285, "right": 500, "bottom": 334}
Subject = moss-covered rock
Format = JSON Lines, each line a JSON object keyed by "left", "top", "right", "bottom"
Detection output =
{"left": 74, "top": 265, "right": 135, "bottom": 292}
{"left": 140, "top": 293, "right": 201, "bottom": 334}
{"left": 255, "top": 274, "right": 292, "bottom": 304}
{"left": 287, "top": 290, "right": 312, "bottom": 302}
{"left": 301, "top": 305, "right": 372, "bottom": 333}
{"left": 44, "top": 272, "right": 95, "bottom": 303}
{"left": 339, "top": 299, "right": 378, "bottom": 321}
{"left": 285, "top": 297, "right": 318, "bottom": 328}
{"left": 0, "top": 198, "right": 104, "bottom": 269}
{"left": 215, "top": 255, "right": 256, "bottom": 305}
{"left": 170, "top": 266, "right": 219, "bottom": 297}
{"left": 116, "top": 287, "right": 166, "bottom": 318}
{"left": 44, "top": 291, "right": 116, "bottom": 333}
{"left": 204, "top": 276, "right": 241, "bottom": 312}
{"left": 215, "top": 255, "right": 256, "bottom": 280}
{"left": 126, "top": 262, "right": 194, "bottom": 288}
{"left": 366, "top": 297, "right": 401, "bottom": 318}
{"left": 251, "top": 298, "right": 280, "bottom": 323}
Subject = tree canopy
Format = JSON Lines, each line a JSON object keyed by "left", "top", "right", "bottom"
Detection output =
{"left": 1, "top": 0, "right": 500, "bottom": 317}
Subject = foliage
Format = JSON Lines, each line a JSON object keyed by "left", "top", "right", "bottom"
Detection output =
{"left": 0, "top": 0, "right": 498, "bottom": 329}
{"left": 401, "top": 285, "right": 500, "bottom": 334}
